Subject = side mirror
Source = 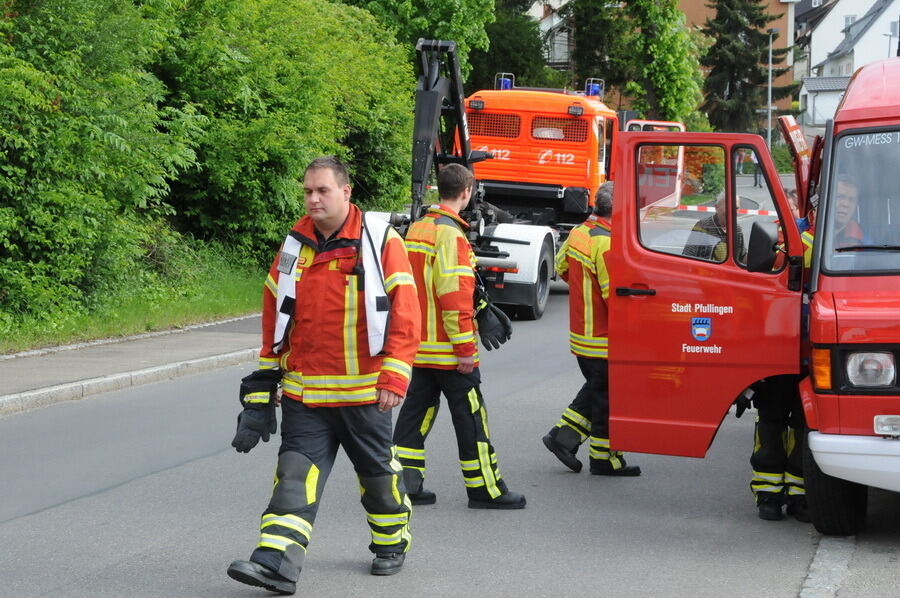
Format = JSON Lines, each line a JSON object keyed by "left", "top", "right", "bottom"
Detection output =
{"left": 747, "top": 220, "right": 779, "bottom": 272}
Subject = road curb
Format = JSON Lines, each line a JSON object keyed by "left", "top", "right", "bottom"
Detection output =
{"left": 0, "top": 348, "right": 258, "bottom": 418}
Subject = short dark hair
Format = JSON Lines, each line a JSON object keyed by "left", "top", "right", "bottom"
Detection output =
{"left": 437, "top": 164, "right": 474, "bottom": 200}
{"left": 305, "top": 156, "right": 350, "bottom": 186}
{"left": 593, "top": 181, "right": 613, "bottom": 217}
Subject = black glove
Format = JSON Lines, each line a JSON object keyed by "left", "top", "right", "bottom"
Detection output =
{"left": 232, "top": 369, "right": 281, "bottom": 453}
{"left": 476, "top": 303, "right": 512, "bottom": 350}
{"left": 734, "top": 389, "right": 754, "bottom": 419}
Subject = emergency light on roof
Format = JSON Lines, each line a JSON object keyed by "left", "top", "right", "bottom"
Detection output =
{"left": 585, "top": 78, "right": 604, "bottom": 98}
{"left": 494, "top": 72, "right": 515, "bottom": 90}
{"left": 568, "top": 105, "right": 584, "bottom": 117}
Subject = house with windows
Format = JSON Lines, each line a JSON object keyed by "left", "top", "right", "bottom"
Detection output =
{"left": 814, "top": 0, "right": 900, "bottom": 76}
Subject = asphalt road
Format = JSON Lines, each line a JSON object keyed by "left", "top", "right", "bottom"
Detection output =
{"left": 1, "top": 289, "right": 898, "bottom": 598}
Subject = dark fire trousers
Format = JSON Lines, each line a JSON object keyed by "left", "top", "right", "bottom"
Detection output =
{"left": 751, "top": 375, "right": 805, "bottom": 504}
{"left": 393, "top": 366, "right": 508, "bottom": 501}
{"left": 547, "top": 356, "right": 625, "bottom": 468}
{"left": 249, "top": 398, "right": 411, "bottom": 582}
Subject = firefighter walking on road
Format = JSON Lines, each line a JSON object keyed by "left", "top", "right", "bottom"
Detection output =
{"left": 227, "top": 156, "right": 421, "bottom": 595}
{"left": 542, "top": 182, "right": 641, "bottom": 476}
{"left": 393, "top": 163, "right": 525, "bottom": 510}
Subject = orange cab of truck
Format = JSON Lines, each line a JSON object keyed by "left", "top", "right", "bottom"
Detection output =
{"left": 466, "top": 75, "right": 617, "bottom": 216}
{"left": 603, "top": 57, "right": 900, "bottom": 536}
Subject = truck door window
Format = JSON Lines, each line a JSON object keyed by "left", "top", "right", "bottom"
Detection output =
{"left": 637, "top": 144, "right": 732, "bottom": 264}
{"left": 822, "top": 129, "right": 900, "bottom": 274}
{"left": 732, "top": 146, "right": 786, "bottom": 270}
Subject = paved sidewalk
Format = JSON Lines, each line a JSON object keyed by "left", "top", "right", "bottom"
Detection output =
{"left": 0, "top": 315, "right": 262, "bottom": 417}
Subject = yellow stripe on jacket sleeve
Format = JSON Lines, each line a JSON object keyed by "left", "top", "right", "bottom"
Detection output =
{"left": 381, "top": 357, "right": 412, "bottom": 383}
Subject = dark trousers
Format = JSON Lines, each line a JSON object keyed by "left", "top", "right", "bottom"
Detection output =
{"left": 548, "top": 356, "right": 625, "bottom": 468}
{"left": 393, "top": 366, "right": 507, "bottom": 501}
{"left": 250, "top": 399, "right": 410, "bottom": 582}
{"left": 750, "top": 375, "right": 805, "bottom": 504}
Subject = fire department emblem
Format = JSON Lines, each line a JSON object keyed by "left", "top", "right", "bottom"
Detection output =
{"left": 691, "top": 317, "right": 712, "bottom": 342}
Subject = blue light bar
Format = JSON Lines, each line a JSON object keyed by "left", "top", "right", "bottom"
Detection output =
{"left": 498, "top": 77, "right": 512, "bottom": 90}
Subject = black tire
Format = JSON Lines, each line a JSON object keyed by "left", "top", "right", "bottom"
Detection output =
{"left": 803, "top": 431, "right": 868, "bottom": 535}
{"left": 517, "top": 238, "right": 553, "bottom": 320}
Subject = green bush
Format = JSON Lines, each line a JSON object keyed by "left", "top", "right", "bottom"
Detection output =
{"left": 701, "top": 162, "right": 725, "bottom": 196}
{"left": 160, "top": 0, "right": 414, "bottom": 262}
{"left": 770, "top": 144, "right": 794, "bottom": 174}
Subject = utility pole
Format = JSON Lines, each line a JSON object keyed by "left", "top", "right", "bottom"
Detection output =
{"left": 766, "top": 28, "right": 778, "bottom": 149}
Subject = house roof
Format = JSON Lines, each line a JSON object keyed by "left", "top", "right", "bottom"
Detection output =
{"left": 820, "top": 0, "right": 896, "bottom": 64}
{"left": 801, "top": 75, "right": 851, "bottom": 91}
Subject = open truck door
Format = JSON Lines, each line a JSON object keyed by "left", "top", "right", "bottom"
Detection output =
{"left": 606, "top": 132, "right": 805, "bottom": 457}
{"left": 777, "top": 115, "right": 812, "bottom": 210}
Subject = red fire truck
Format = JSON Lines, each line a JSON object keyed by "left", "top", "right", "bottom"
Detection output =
{"left": 605, "top": 58, "right": 900, "bottom": 535}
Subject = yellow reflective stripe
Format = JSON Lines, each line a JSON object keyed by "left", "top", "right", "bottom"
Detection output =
{"left": 419, "top": 340, "right": 455, "bottom": 351}
{"left": 448, "top": 332, "right": 475, "bottom": 345}
{"left": 464, "top": 476, "right": 486, "bottom": 488}
{"left": 301, "top": 373, "right": 379, "bottom": 388}
{"left": 259, "top": 357, "right": 280, "bottom": 369}
{"left": 420, "top": 406, "right": 436, "bottom": 436}
{"left": 414, "top": 353, "right": 459, "bottom": 365}
{"left": 571, "top": 345, "right": 609, "bottom": 358}
{"left": 261, "top": 514, "right": 312, "bottom": 539}
{"left": 467, "top": 388, "right": 480, "bottom": 414}
{"left": 265, "top": 273, "right": 278, "bottom": 296}
{"left": 381, "top": 357, "right": 412, "bottom": 381}
{"left": 344, "top": 280, "right": 359, "bottom": 375}
{"left": 396, "top": 446, "right": 425, "bottom": 460}
{"left": 258, "top": 533, "right": 305, "bottom": 552}
{"left": 568, "top": 247, "right": 596, "bottom": 272}
{"left": 389, "top": 447, "right": 403, "bottom": 473}
{"left": 480, "top": 406, "right": 490, "bottom": 440}
{"left": 301, "top": 388, "right": 378, "bottom": 402}
{"left": 801, "top": 231, "right": 814, "bottom": 247}
{"left": 306, "top": 464, "right": 319, "bottom": 504}
{"left": 590, "top": 447, "right": 611, "bottom": 459}
{"left": 787, "top": 486, "right": 806, "bottom": 496}
{"left": 590, "top": 437, "right": 610, "bottom": 448}
{"left": 424, "top": 259, "right": 436, "bottom": 340}
{"left": 785, "top": 472, "right": 804, "bottom": 485}
{"left": 582, "top": 269, "right": 593, "bottom": 335}
{"left": 243, "top": 392, "right": 271, "bottom": 404}
{"left": 752, "top": 471, "right": 784, "bottom": 483}
{"left": 570, "top": 332, "right": 608, "bottom": 346}
{"left": 460, "top": 459, "right": 480, "bottom": 471}
{"left": 478, "top": 441, "right": 501, "bottom": 498}
{"left": 371, "top": 530, "right": 403, "bottom": 545}
{"left": 557, "top": 420, "right": 588, "bottom": 441}
{"left": 406, "top": 241, "right": 436, "bottom": 255}
{"left": 752, "top": 484, "right": 784, "bottom": 493}
{"left": 367, "top": 513, "right": 410, "bottom": 526}
{"left": 437, "top": 250, "right": 474, "bottom": 277}
{"left": 384, "top": 271, "right": 416, "bottom": 291}
{"left": 564, "top": 408, "right": 590, "bottom": 429}
{"left": 391, "top": 474, "right": 401, "bottom": 504}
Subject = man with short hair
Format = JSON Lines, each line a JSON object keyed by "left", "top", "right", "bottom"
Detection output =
{"left": 542, "top": 182, "right": 641, "bottom": 476}
{"left": 393, "top": 163, "right": 526, "bottom": 510}
{"left": 227, "top": 156, "right": 421, "bottom": 595}
{"left": 832, "top": 175, "right": 863, "bottom": 249}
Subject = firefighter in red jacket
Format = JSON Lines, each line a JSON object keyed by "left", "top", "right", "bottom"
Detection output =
{"left": 227, "top": 157, "right": 421, "bottom": 595}
{"left": 542, "top": 182, "right": 641, "bottom": 476}
{"left": 392, "top": 163, "right": 525, "bottom": 509}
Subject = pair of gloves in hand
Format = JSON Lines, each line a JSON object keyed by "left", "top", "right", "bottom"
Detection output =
{"left": 474, "top": 279, "right": 513, "bottom": 350}
{"left": 232, "top": 369, "right": 281, "bottom": 453}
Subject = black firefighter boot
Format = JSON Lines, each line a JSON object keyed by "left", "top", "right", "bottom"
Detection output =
{"left": 227, "top": 560, "right": 296, "bottom": 595}
{"left": 757, "top": 493, "right": 784, "bottom": 521}
{"left": 542, "top": 427, "right": 583, "bottom": 473}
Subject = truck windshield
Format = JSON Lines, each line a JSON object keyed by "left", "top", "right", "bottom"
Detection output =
{"left": 821, "top": 129, "right": 900, "bottom": 274}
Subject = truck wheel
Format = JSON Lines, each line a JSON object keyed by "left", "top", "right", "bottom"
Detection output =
{"left": 803, "top": 433, "right": 868, "bottom": 535}
{"left": 517, "top": 238, "right": 553, "bottom": 320}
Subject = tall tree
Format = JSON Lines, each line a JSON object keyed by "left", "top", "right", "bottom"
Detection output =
{"left": 622, "top": 0, "right": 703, "bottom": 122}
{"left": 340, "top": 0, "right": 495, "bottom": 74}
{"left": 467, "top": 1, "right": 568, "bottom": 92}
{"left": 701, "top": 0, "right": 796, "bottom": 132}
{"left": 564, "top": 0, "right": 703, "bottom": 122}
{"left": 563, "top": 0, "right": 633, "bottom": 94}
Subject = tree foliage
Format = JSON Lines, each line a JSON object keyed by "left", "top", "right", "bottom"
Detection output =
{"left": 467, "top": 1, "right": 569, "bottom": 92}
{"left": 340, "top": 0, "right": 495, "bottom": 74}
{"left": 701, "top": 0, "right": 796, "bottom": 132}
{"left": 0, "top": 0, "right": 415, "bottom": 327}
{"left": 564, "top": 0, "right": 703, "bottom": 122}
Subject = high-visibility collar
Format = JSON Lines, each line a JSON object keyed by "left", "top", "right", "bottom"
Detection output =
{"left": 272, "top": 204, "right": 392, "bottom": 356}
{"left": 427, "top": 205, "right": 469, "bottom": 230}
{"left": 585, "top": 217, "right": 612, "bottom": 233}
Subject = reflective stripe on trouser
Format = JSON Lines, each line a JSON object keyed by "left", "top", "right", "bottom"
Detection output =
{"left": 588, "top": 436, "right": 625, "bottom": 469}
{"left": 750, "top": 376, "right": 805, "bottom": 501}
{"left": 548, "top": 356, "right": 613, "bottom": 458}
{"left": 393, "top": 366, "right": 507, "bottom": 501}
{"left": 250, "top": 399, "right": 411, "bottom": 581}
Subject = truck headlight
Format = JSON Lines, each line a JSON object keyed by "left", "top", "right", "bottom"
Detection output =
{"left": 846, "top": 352, "right": 896, "bottom": 387}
